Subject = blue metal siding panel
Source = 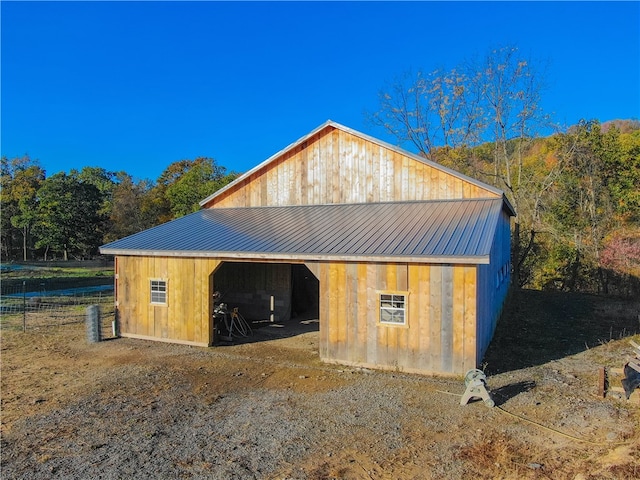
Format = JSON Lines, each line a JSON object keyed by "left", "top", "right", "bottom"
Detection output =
{"left": 476, "top": 209, "right": 512, "bottom": 365}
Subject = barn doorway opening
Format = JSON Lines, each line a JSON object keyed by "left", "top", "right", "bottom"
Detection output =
{"left": 212, "top": 262, "right": 319, "bottom": 342}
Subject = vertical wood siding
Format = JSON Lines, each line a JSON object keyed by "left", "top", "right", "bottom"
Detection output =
{"left": 113, "top": 124, "right": 511, "bottom": 376}
{"left": 318, "top": 261, "right": 478, "bottom": 376}
{"left": 204, "top": 127, "right": 499, "bottom": 208}
{"left": 116, "top": 256, "right": 220, "bottom": 346}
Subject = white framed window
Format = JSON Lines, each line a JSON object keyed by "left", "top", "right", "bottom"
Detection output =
{"left": 379, "top": 292, "right": 407, "bottom": 325}
{"left": 150, "top": 279, "right": 167, "bottom": 305}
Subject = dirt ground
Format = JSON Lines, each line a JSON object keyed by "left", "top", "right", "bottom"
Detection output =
{"left": 2, "top": 289, "right": 640, "bottom": 479}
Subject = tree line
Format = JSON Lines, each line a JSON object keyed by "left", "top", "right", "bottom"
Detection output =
{"left": 1, "top": 157, "right": 238, "bottom": 262}
{"left": 2, "top": 45, "right": 638, "bottom": 297}
{"left": 369, "top": 45, "right": 640, "bottom": 297}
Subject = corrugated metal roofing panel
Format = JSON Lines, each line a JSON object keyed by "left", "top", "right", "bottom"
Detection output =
{"left": 100, "top": 198, "right": 505, "bottom": 264}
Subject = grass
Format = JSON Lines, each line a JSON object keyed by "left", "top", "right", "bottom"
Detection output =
{"left": 1, "top": 265, "right": 114, "bottom": 279}
{"left": 1, "top": 264, "right": 114, "bottom": 295}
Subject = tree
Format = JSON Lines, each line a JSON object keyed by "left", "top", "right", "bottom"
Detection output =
{"left": 0, "top": 155, "right": 45, "bottom": 261}
{"left": 369, "top": 45, "right": 552, "bottom": 287}
{"left": 544, "top": 120, "right": 640, "bottom": 294}
{"left": 73, "top": 166, "right": 120, "bottom": 246}
{"left": 1, "top": 156, "right": 19, "bottom": 261}
{"left": 105, "top": 173, "right": 155, "bottom": 243}
{"left": 32, "top": 172, "right": 105, "bottom": 260}
{"left": 149, "top": 157, "right": 238, "bottom": 221}
{"left": 603, "top": 127, "right": 640, "bottom": 222}
{"left": 601, "top": 230, "right": 640, "bottom": 296}
{"left": 369, "top": 68, "right": 483, "bottom": 162}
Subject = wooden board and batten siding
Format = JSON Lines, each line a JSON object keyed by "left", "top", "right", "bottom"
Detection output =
{"left": 312, "top": 261, "right": 480, "bottom": 376}
{"left": 116, "top": 256, "right": 220, "bottom": 347}
{"left": 201, "top": 125, "right": 498, "bottom": 209}
{"left": 200, "top": 121, "right": 512, "bottom": 375}
{"left": 103, "top": 121, "right": 514, "bottom": 376}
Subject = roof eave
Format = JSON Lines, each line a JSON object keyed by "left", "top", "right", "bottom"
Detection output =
{"left": 98, "top": 248, "right": 490, "bottom": 265}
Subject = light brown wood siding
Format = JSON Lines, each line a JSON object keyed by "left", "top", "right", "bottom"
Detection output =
{"left": 116, "top": 256, "right": 220, "bottom": 346}
{"left": 108, "top": 122, "right": 513, "bottom": 377}
{"left": 317, "top": 261, "right": 478, "bottom": 376}
{"left": 203, "top": 127, "right": 498, "bottom": 208}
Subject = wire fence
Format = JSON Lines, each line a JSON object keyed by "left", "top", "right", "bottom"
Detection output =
{"left": 0, "top": 292, "right": 116, "bottom": 338}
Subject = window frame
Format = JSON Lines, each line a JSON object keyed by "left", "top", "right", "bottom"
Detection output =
{"left": 150, "top": 278, "right": 168, "bottom": 305}
{"left": 378, "top": 291, "right": 409, "bottom": 327}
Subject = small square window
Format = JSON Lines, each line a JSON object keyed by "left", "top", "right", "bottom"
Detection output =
{"left": 150, "top": 279, "right": 167, "bottom": 304}
{"left": 380, "top": 293, "right": 407, "bottom": 325}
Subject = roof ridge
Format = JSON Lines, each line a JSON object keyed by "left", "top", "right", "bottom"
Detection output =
{"left": 200, "top": 197, "right": 501, "bottom": 211}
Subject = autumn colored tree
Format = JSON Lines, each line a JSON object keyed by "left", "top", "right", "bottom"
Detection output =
{"left": 601, "top": 230, "right": 640, "bottom": 296}
{"left": 370, "top": 45, "right": 552, "bottom": 287}
{"left": 105, "top": 173, "right": 155, "bottom": 243}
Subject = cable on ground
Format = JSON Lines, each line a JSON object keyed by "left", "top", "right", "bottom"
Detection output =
{"left": 435, "top": 389, "right": 629, "bottom": 446}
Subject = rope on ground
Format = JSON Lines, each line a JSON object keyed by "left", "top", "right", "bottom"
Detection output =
{"left": 435, "top": 389, "right": 628, "bottom": 446}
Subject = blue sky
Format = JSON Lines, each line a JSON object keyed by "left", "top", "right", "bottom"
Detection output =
{"left": 2, "top": 1, "right": 639, "bottom": 181}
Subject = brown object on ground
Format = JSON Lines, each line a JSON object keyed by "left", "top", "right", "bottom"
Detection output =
{"left": 2, "top": 289, "right": 640, "bottom": 479}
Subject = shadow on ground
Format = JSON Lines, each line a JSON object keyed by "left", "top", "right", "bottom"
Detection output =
{"left": 490, "top": 380, "right": 537, "bottom": 406}
{"left": 483, "top": 289, "right": 640, "bottom": 375}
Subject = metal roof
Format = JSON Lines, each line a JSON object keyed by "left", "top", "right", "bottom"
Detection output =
{"left": 100, "top": 198, "right": 504, "bottom": 264}
{"left": 199, "top": 120, "right": 516, "bottom": 217}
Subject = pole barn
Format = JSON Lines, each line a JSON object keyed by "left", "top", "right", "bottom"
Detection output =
{"left": 100, "top": 121, "right": 515, "bottom": 376}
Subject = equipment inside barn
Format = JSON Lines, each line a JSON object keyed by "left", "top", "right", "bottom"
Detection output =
{"left": 460, "top": 369, "right": 495, "bottom": 407}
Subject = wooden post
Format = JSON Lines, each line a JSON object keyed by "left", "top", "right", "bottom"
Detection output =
{"left": 598, "top": 366, "right": 606, "bottom": 398}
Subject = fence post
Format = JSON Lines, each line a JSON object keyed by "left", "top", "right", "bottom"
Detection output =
{"left": 86, "top": 304, "right": 102, "bottom": 343}
{"left": 22, "top": 281, "right": 26, "bottom": 332}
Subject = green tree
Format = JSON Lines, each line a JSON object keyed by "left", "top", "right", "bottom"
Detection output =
{"left": 604, "top": 127, "right": 640, "bottom": 222}
{"left": 149, "top": 157, "right": 238, "bottom": 221}
{"left": 73, "top": 166, "right": 120, "bottom": 245}
{"left": 544, "top": 121, "right": 620, "bottom": 293}
{"left": 0, "top": 155, "right": 45, "bottom": 261}
{"left": 32, "top": 172, "right": 105, "bottom": 260}
{"left": 166, "top": 158, "right": 237, "bottom": 217}
{"left": 74, "top": 166, "right": 118, "bottom": 214}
